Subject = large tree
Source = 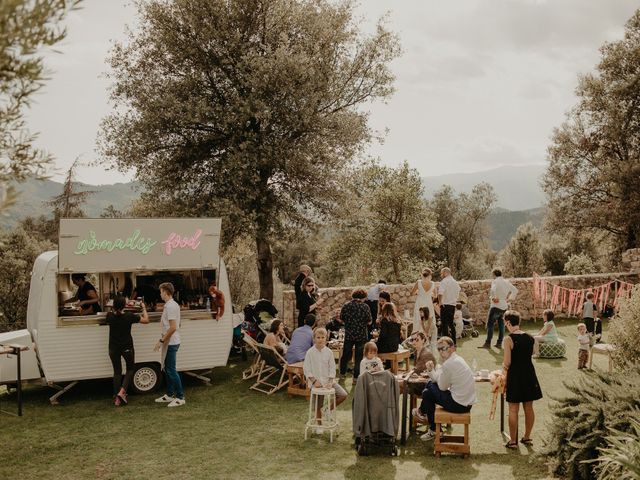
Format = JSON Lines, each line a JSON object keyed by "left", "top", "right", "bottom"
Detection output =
{"left": 99, "top": 0, "right": 400, "bottom": 300}
{"left": 0, "top": 0, "right": 81, "bottom": 212}
{"left": 324, "top": 161, "right": 441, "bottom": 284}
{"left": 499, "top": 222, "right": 544, "bottom": 277}
{"left": 429, "top": 183, "right": 497, "bottom": 278}
{"left": 542, "top": 9, "right": 640, "bottom": 252}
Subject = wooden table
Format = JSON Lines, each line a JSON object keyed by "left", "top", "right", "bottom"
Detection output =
{"left": 397, "top": 373, "right": 506, "bottom": 445}
{"left": 378, "top": 349, "right": 411, "bottom": 374}
{"left": 286, "top": 362, "right": 309, "bottom": 398}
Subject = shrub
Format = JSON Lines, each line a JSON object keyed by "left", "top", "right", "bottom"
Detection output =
{"left": 564, "top": 253, "right": 597, "bottom": 275}
{"left": 541, "top": 363, "right": 640, "bottom": 479}
{"left": 609, "top": 285, "right": 640, "bottom": 368}
{"left": 593, "top": 412, "right": 640, "bottom": 480}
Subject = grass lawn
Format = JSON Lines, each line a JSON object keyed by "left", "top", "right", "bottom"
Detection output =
{"left": 0, "top": 317, "right": 610, "bottom": 480}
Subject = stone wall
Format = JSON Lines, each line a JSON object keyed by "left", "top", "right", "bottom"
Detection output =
{"left": 281, "top": 272, "right": 640, "bottom": 331}
{"left": 622, "top": 248, "right": 640, "bottom": 272}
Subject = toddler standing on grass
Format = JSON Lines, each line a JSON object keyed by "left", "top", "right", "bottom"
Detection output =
{"left": 360, "top": 341, "right": 384, "bottom": 373}
{"left": 577, "top": 323, "right": 591, "bottom": 369}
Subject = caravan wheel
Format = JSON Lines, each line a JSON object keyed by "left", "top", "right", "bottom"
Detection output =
{"left": 132, "top": 363, "right": 162, "bottom": 394}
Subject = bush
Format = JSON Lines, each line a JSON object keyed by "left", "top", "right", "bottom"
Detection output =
{"left": 593, "top": 412, "right": 640, "bottom": 480}
{"left": 565, "top": 253, "right": 597, "bottom": 275}
{"left": 609, "top": 285, "right": 640, "bottom": 368}
{"left": 541, "top": 363, "right": 640, "bottom": 479}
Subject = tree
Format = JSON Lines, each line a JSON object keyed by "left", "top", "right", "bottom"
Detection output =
{"left": 324, "top": 161, "right": 441, "bottom": 284}
{"left": 0, "top": 227, "right": 55, "bottom": 331}
{"left": 429, "top": 183, "right": 497, "bottom": 278}
{"left": 499, "top": 222, "right": 544, "bottom": 277}
{"left": 0, "top": 0, "right": 81, "bottom": 212}
{"left": 564, "top": 253, "right": 597, "bottom": 275}
{"left": 542, "top": 9, "right": 640, "bottom": 253}
{"left": 99, "top": 0, "right": 400, "bottom": 301}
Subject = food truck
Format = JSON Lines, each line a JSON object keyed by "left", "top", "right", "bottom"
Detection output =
{"left": 0, "top": 218, "right": 232, "bottom": 404}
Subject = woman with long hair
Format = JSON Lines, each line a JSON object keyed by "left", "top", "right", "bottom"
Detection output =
{"left": 376, "top": 302, "right": 403, "bottom": 354}
{"left": 106, "top": 296, "right": 149, "bottom": 406}
{"left": 297, "top": 276, "right": 322, "bottom": 328}
{"left": 264, "top": 319, "right": 288, "bottom": 356}
{"left": 411, "top": 268, "right": 435, "bottom": 336}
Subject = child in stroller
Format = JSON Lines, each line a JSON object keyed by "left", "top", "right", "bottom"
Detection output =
{"left": 459, "top": 302, "right": 479, "bottom": 338}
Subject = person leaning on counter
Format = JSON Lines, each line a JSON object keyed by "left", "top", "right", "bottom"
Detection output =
{"left": 66, "top": 273, "right": 101, "bottom": 315}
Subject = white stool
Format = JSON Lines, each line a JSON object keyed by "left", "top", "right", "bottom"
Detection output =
{"left": 589, "top": 343, "right": 615, "bottom": 372}
{"left": 304, "top": 387, "right": 338, "bottom": 442}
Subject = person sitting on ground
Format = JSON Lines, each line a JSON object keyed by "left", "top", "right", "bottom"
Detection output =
{"left": 264, "top": 319, "right": 288, "bottom": 356}
{"left": 533, "top": 309, "right": 559, "bottom": 356}
{"left": 412, "top": 336, "right": 476, "bottom": 441}
{"left": 304, "top": 327, "right": 348, "bottom": 430}
{"left": 376, "top": 302, "right": 403, "bottom": 354}
{"left": 360, "top": 341, "right": 384, "bottom": 374}
{"left": 407, "top": 331, "right": 437, "bottom": 396}
{"left": 286, "top": 314, "right": 316, "bottom": 364}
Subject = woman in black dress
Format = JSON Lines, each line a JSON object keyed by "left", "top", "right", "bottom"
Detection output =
{"left": 376, "top": 302, "right": 402, "bottom": 353}
{"left": 502, "top": 310, "right": 543, "bottom": 448}
{"left": 106, "top": 296, "right": 149, "bottom": 405}
{"left": 297, "top": 276, "right": 321, "bottom": 328}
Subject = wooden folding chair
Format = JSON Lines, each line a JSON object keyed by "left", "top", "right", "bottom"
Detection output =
{"left": 250, "top": 344, "right": 289, "bottom": 395}
{"left": 242, "top": 334, "right": 267, "bottom": 380}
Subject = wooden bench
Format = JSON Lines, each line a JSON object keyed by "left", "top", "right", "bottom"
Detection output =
{"left": 378, "top": 349, "right": 411, "bottom": 374}
{"left": 434, "top": 406, "right": 471, "bottom": 458}
{"left": 286, "top": 362, "right": 310, "bottom": 398}
{"left": 589, "top": 343, "right": 615, "bottom": 373}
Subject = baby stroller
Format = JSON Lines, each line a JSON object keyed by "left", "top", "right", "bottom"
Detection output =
{"left": 459, "top": 301, "right": 479, "bottom": 338}
{"left": 242, "top": 298, "right": 279, "bottom": 342}
{"left": 352, "top": 370, "right": 400, "bottom": 456}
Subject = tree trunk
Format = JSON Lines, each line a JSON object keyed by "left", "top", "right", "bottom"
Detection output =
{"left": 391, "top": 257, "right": 401, "bottom": 283}
{"left": 256, "top": 231, "right": 274, "bottom": 301}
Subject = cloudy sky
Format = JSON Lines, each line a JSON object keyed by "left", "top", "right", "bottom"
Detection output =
{"left": 26, "top": 0, "right": 640, "bottom": 185}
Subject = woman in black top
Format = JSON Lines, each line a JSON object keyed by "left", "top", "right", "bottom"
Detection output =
{"left": 376, "top": 302, "right": 403, "bottom": 354}
{"left": 106, "top": 296, "right": 149, "bottom": 406}
{"left": 297, "top": 276, "right": 322, "bottom": 328}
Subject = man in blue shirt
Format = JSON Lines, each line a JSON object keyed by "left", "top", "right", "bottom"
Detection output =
{"left": 286, "top": 314, "right": 316, "bottom": 363}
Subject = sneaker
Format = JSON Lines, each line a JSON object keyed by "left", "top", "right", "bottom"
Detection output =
{"left": 167, "top": 398, "right": 186, "bottom": 407}
{"left": 477, "top": 343, "right": 491, "bottom": 349}
{"left": 155, "top": 394, "right": 175, "bottom": 403}
{"left": 420, "top": 430, "right": 437, "bottom": 442}
{"left": 114, "top": 396, "right": 121, "bottom": 407}
{"left": 412, "top": 407, "right": 428, "bottom": 424}
{"left": 495, "top": 342, "right": 503, "bottom": 349}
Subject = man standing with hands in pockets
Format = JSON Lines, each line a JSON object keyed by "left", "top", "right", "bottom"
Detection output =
{"left": 479, "top": 268, "right": 518, "bottom": 349}
{"left": 154, "top": 282, "right": 185, "bottom": 407}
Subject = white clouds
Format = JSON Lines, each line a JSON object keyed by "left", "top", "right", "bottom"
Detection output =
{"left": 23, "top": 0, "right": 640, "bottom": 184}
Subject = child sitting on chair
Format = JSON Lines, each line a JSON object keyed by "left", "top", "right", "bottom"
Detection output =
{"left": 303, "top": 327, "right": 348, "bottom": 426}
{"left": 360, "top": 341, "right": 384, "bottom": 374}
{"left": 577, "top": 323, "right": 591, "bottom": 369}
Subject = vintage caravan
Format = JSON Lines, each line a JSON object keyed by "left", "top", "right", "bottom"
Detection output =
{"left": 0, "top": 218, "right": 232, "bottom": 403}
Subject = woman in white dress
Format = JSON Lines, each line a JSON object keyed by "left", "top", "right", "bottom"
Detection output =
{"left": 410, "top": 268, "right": 437, "bottom": 354}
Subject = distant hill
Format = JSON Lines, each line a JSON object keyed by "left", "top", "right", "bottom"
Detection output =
{"left": 485, "top": 206, "right": 546, "bottom": 251}
{"left": 422, "top": 164, "right": 546, "bottom": 211}
{"left": 2, "top": 166, "right": 548, "bottom": 250}
{"left": 0, "top": 178, "right": 141, "bottom": 229}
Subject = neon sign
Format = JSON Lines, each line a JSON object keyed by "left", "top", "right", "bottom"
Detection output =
{"left": 73, "top": 229, "right": 203, "bottom": 256}
{"left": 74, "top": 230, "right": 157, "bottom": 255}
{"left": 161, "top": 229, "right": 202, "bottom": 255}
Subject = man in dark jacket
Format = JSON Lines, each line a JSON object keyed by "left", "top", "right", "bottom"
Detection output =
{"left": 339, "top": 288, "right": 372, "bottom": 380}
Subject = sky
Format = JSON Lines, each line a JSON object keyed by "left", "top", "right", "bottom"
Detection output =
{"left": 25, "top": 0, "right": 640, "bottom": 185}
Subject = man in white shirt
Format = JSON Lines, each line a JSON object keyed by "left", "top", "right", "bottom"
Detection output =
{"left": 438, "top": 267, "right": 461, "bottom": 345}
{"left": 479, "top": 268, "right": 518, "bottom": 349}
{"left": 412, "top": 336, "right": 476, "bottom": 441}
{"left": 153, "top": 282, "right": 185, "bottom": 407}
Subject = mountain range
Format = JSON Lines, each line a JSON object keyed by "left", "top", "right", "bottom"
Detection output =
{"left": 1, "top": 164, "right": 548, "bottom": 250}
